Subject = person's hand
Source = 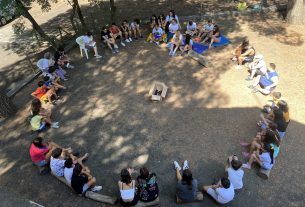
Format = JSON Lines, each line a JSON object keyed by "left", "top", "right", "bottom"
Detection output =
{"left": 127, "top": 168, "right": 134, "bottom": 174}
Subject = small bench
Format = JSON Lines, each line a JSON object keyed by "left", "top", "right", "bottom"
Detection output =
{"left": 135, "top": 197, "right": 160, "bottom": 207}
{"left": 51, "top": 173, "right": 118, "bottom": 205}
{"left": 187, "top": 50, "right": 208, "bottom": 66}
{"left": 176, "top": 192, "right": 203, "bottom": 204}
{"left": 257, "top": 168, "right": 271, "bottom": 180}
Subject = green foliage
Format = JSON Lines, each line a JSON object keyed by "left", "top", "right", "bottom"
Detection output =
{"left": 12, "top": 16, "right": 26, "bottom": 35}
{"left": 88, "top": 0, "right": 104, "bottom": 9}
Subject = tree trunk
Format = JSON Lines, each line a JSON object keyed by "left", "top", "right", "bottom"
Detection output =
{"left": 15, "top": 0, "right": 58, "bottom": 48}
{"left": 109, "top": 0, "right": 116, "bottom": 24}
{"left": 69, "top": 1, "right": 78, "bottom": 33}
{"left": 286, "top": 0, "right": 305, "bottom": 25}
{"left": 72, "top": 0, "right": 87, "bottom": 30}
{"left": 0, "top": 92, "right": 17, "bottom": 118}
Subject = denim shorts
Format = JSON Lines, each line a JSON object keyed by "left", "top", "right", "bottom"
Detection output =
{"left": 34, "top": 160, "right": 47, "bottom": 167}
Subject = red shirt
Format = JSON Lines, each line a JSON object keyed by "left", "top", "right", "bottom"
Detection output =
{"left": 29, "top": 143, "right": 49, "bottom": 163}
{"left": 34, "top": 86, "right": 47, "bottom": 99}
{"left": 109, "top": 26, "right": 120, "bottom": 34}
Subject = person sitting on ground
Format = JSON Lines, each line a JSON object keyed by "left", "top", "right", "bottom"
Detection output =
{"left": 101, "top": 26, "right": 119, "bottom": 54}
{"left": 71, "top": 163, "right": 102, "bottom": 194}
{"left": 174, "top": 160, "right": 198, "bottom": 202}
{"left": 109, "top": 23, "right": 126, "bottom": 47}
{"left": 31, "top": 81, "right": 58, "bottom": 105}
{"left": 169, "top": 30, "right": 183, "bottom": 56}
{"left": 158, "top": 14, "right": 166, "bottom": 30}
{"left": 202, "top": 25, "right": 221, "bottom": 48}
{"left": 150, "top": 24, "right": 164, "bottom": 45}
{"left": 50, "top": 148, "right": 88, "bottom": 177}
{"left": 249, "top": 63, "right": 279, "bottom": 95}
{"left": 179, "top": 34, "right": 193, "bottom": 55}
{"left": 186, "top": 20, "right": 197, "bottom": 36}
{"left": 242, "top": 144, "right": 275, "bottom": 170}
{"left": 118, "top": 168, "right": 139, "bottom": 207}
{"left": 272, "top": 108, "right": 289, "bottom": 139}
{"left": 43, "top": 76, "right": 66, "bottom": 92}
{"left": 64, "top": 156, "right": 91, "bottom": 185}
{"left": 198, "top": 19, "right": 214, "bottom": 41}
{"left": 233, "top": 39, "right": 256, "bottom": 69}
{"left": 30, "top": 98, "right": 51, "bottom": 119}
{"left": 262, "top": 91, "right": 282, "bottom": 113}
{"left": 54, "top": 46, "right": 74, "bottom": 69}
{"left": 29, "top": 137, "right": 61, "bottom": 167}
{"left": 131, "top": 19, "right": 143, "bottom": 40}
{"left": 202, "top": 177, "right": 235, "bottom": 204}
{"left": 245, "top": 54, "right": 267, "bottom": 81}
{"left": 225, "top": 155, "right": 244, "bottom": 190}
{"left": 121, "top": 20, "right": 133, "bottom": 43}
{"left": 167, "top": 19, "right": 179, "bottom": 41}
{"left": 165, "top": 10, "right": 180, "bottom": 33}
{"left": 137, "top": 167, "right": 159, "bottom": 202}
{"left": 150, "top": 14, "right": 158, "bottom": 29}
{"left": 81, "top": 32, "right": 102, "bottom": 58}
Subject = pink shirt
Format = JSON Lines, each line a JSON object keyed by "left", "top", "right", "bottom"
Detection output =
{"left": 29, "top": 144, "right": 49, "bottom": 163}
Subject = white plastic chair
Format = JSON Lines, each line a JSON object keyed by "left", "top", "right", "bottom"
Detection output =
{"left": 36, "top": 58, "right": 49, "bottom": 75}
{"left": 76, "top": 36, "right": 89, "bottom": 59}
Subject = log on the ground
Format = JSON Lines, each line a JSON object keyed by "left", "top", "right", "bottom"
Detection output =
{"left": 135, "top": 197, "right": 160, "bottom": 207}
{"left": 176, "top": 192, "right": 203, "bottom": 204}
{"left": 188, "top": 50, "right": 208, "bottom": 66}
{"left": 257, "top": 168, "right": 271, "bottom": 179}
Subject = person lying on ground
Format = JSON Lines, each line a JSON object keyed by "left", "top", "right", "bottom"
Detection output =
{"left": 169, "top": 30, "right": 183, "bottom": 56}
{"left": 54, "top": 46, "right": 74, "bottom": 69}
{"left": 71, "top": 163, "right": 102, "bottom": 194}
{"left": 165, "top": 10, "right": 180, "bottom": 33}
{"left": 158, "top": 14, "right": 166, "bottom": 30}
{"left": 109, "top": 23, "right": 126, "bottom": 47}
{"left": 202, "top": 177, "right": 235, "bottom": 204}
{"left": 81, "top": 32, "right": 102, "bottom": 58}
{"left": 242, "top": 144, "right": 275, "bottom": 170}
{"left": 167, "top": 19, "right": 179, "bottom": 41}
{"left": 131, "top": 19, "right": 143, "bottom": 40}
{"left": 174, "top": 160, "right": 198, "bottom": 202}
{"left": 31, "top": 81, "right": 58, "bottom": 105}
{"left": 248, "top": 63, "right": 279, "bottom": 95}
{"left": 225, "top": 155, "right": 244, "bottom": 190}
{"left": 245, "top": 54, "right": 267, "bottom": 81}
{"left": 30, "top": 137, "right": 61, "bottom": 166}
{"left": 198, "top": 19, "right": 214, "bottom": 41}
{"left": 150, "top": 14, "right": 158, "bottom": 29}
{"left": 64, "top": 158, "right": 91, "bottom": 185}
{"left": 137, "top": 167, "right": 159, "bottom": 202}
{"left": 202, "top": 25, "right": 221, "bottom": 48}
{"left": 233, "top": 39, "right": 256, "bottom": 69}
{"left": 50, "top": 147, "right": 88, "bottom": 177}
{"left": 150, "top": 24, "right": 164, "bottom": 45}
{"left": 121, "top": 20, "right": 133, "bottom": 43}
{"left": 186, "top": 20, "right": 197, "bottom": 36}
{"left": 101, "top": 26, "right": 119, "bottom": 54}
{"left": 118, "top": 168, "right": 139, "bottom": 207}
{"left": 179, "top": 34, "right": 193, "bottom": 55}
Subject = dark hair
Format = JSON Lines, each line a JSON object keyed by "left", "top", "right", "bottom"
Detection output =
{"left": 169, "top": 10, "right": 176, "bottom": 18}
{"left": 231, "top": 159, "right": 242, "bottom": 170}
{"left": 264, "top": 144, "right": 274, "bottom": 164}
{"left": 57, "top": 46, "right": 64, "bottom": 52}
{"left": 87, "top": 31, "right": 93, "bottom": 36}
{"left": 121, "top": 169, "right": 132, "bottom": 184}
{"left": 269, "top": 63, "right": 276, "bottom": 70}
{"left": 43, "top": 76, "right": 50, "bottom": 82}
{"left": 102, "top": 26, "right": 107, "bottom": 31}
{"left": 139, "top": 167, "right": 149, "bottom": 179}
{"left": 273, "top": 109, "right": 284, "bottom": 121}
{"left": 48, "top": 66, "right": 56, "bottom": 73}
{"left": 214, "top": 25, "right": 220, "bottom": 33}
{"left": 221, "top": 177, "right": 231, "bottom": 189}
{"left": 134, "top": 19, "right": 140, "bottom": 24}
{"left": 278, "top": 100, "right": 288, "bottom": 113}
{"left": 241, "top": 39, "right": 249, "bottom": 48}
{"left": 158, "top": 14, "right": 165, "bottom": 20}
{"left": 264, "top": 129, "right": 280, "bottom": 146}
{"left": 32, "top": 137, "right": 44, "bottom": 148}
{"left": 188, "top": 20, "right": 193, "bottom": 25}
{"left": 185, "top": 34, "right": 191, "bottom": 45}
{"left": 72, "top": 163, "right": 82, "bottom": 176}
{"left": 272, "top": 92, "right": 281, "bottom": 100}
{"left": 64, "top": 158, "right": 73, "bottom": 168}
{"left": 111, "top": 22, "right": 116, "bottom": 26}
{"left": 123, "top": 19, "right": 128, "bottom": 23}
{"left": 268, "top": 122, "right": 278, "bottom": 131}
{"left": 52, "top": 148, "right": 62, "bottom": 158}
{"left": 31, "top": 99, "right": 41, "bottom": 116}
{"left": 150, "top": 14, "right": 157, "bottom": 23}
{"left": 182, "top": 169, "right": 193, "bottom": 189}
{"left": 207, "top": 19, "right": 212, "bottom": 23}
{"left": 38, "top": 81, "right": 44, "bottom": 87}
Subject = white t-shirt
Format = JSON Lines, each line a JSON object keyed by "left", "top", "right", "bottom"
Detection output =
{"left": 215, "top": 183, "right": 235, "bottom": 204}
{"left": 50, "top": 157, "right": 65, "bottom": 177}
{"left": 227, "top": 167, "right": 244, "bottom": 190}
{"left": 173, "top": 34, "right": 183, "bottom": 42}
{"left": 165, "top": 15, "right": 179, "bottom": 23}
{"left": 64, "top": 167, "right": 74, "bottom": 185}
{"left": 254, "top": 59, "right": 267, "bottom": 74}
{"left": 187, "top": 22, "right": 197, "bottom": 31}
{"left": 152, "top": 27, "right": 163, "bottom": 36}
{"left": 204, "top": 24, "right": 214, "bottom": 31}
{"left": 169, "top": 23, "right": 179, "bottom": 33}
{"left": 82, "top": 35, "right": 91, "bottom": 44}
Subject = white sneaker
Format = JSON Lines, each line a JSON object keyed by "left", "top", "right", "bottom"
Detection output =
{"left": 125, "top": 39, "right": 130, "bottom": 43}
{"left": 51, "top": 122, "right": 59, "bottom": 128}
{"left": 242, "top": 163, "right": 251, "bottom": 169}
{"left": 129, "top": 37, "right": 133, "bottom": 42}
{"left": 120, "top": 42, "right": 126, "bottom": 47}
{"left": 173, "top": 161, "right": 181, "bottom": 171}
{"left": 95, "top": 55, "right": 102, "bottom": 59}
{"left": 114, "top": 44, "right": 118, "bottom": 49}
{"left": 183, "top": 160, "right": 189, "bottom": 170}
{"left": 68, "top": 65, "right": 74, "bottom": 69}
{"left": 91, "top": 185, "right": 102, "bottom": 192}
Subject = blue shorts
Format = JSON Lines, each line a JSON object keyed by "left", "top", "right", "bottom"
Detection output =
{"left": 34, "top": 160, "right": 47, "bottom": 167}
{"left": 82, "top": 183, "right": 90, "bottom": 193}
{"left": 277, "top": 130, "right": 285, "bottom": 140}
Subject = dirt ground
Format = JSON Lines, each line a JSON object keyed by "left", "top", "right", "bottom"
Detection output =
{"left": 0, "top": 12, "right": 305, "bottom": 207}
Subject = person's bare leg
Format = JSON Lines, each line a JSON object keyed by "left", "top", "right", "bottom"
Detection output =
{"left": 87, "top": 177, "right": 96, "bottom": 188}
{"left": 93, "top": 46, "right": 99, "bottom": 56}
{"left": 258, "top": 88, "right": 272, "bottom": 95}
{"left": 176, "top": 169, "right": 182, "bottom": 181}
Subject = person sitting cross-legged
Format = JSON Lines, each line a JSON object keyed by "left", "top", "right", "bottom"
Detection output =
{"left": 245, "top": 54, "right": 267, "bottom": 81}
{"left": 81, "top": 31, "right": 102, "bottom": 58}
{"left": 174, "top": 160, "right": 198, "bottom": 203}
{"left": 202, "top": 25, "right": 221, "bottom": 48}
{"left": 186, "top": 20, "right": 197, "bottom": 36}
{"left": 198, "top": 19, "right": 214, "bottom": 41}
{"left": 151, "top": 24, "right": 164, "bottom": 45}
{"left": 179, "top": 34, "right": 193, "bottom": 56}
{"left": 101, "top": 26, "right": 119, "bottom": 54}
{"left": 137, "top": 167, "right": 159, "bottom": 202}
{"left": 225, "top": 155, "right": 244, "bottom": 190}
{"left": 202, "top": 177, "right": 235, "bottom": 204}
{"left": 71, "top": 163, "right": 102, "bottom": 194}
{"left": 169, "top": 31, "right": 183, "bottom": 56}
{"left": 233, "top": 39, "right": 256, "bottom": 69}
{"left": 54, "top": 46, "right": 74, "bottom": 69}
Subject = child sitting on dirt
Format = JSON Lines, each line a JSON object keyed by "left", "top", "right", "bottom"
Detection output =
{"left": 118, "top": 168, "right": 139, "bottom": 206}
{"left": 232, "top": 39, "right": 256, "bottom": 69}
{"left": 121, "top": 20, "right": 133, "bottom": 43}
{"left": 198, "top": 20, "right": 214, "bottom": 41}
{"left": 54, "top": 46, "right": 74, "bottom": 69}
{"left": 43, "top": 75, "right": 66, "bottom": 91}
{"left": 137, "top": 167, "right": 159, "bottom": 202}
{"left": 150, "top": 24, "right": 164, "bottom": 45}
{"left": 179, "top": 34, "right": 193, "bottom": 55}
{"left": 130, "top": 19, "right": 143, "bottom": 40}
{"left": 109, "top": 23, "right": 126, "bottom": 47}
{"left": 101, "top": 26, "right": 119, "bottom": 54}
{"left": 186, "top": 20, "right": 197, "bottom": 36}
{"left": 31, "top": 81, "right": 58, "bottom": 105}
{"left": 169, "top": 31, "right": 183, "bottom": 56}
{"left": 225, "top": 155, "right": 244, "bottom": 190}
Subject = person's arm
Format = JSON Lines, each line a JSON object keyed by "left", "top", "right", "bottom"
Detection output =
{"left": 31, "top": 92, "right": 38, "bottom": 99}
{"left": 241, "top": 48, "right": 254, "bottom": 57}
{"left": 265, "top": 77, "right": 279, "bottom": 89}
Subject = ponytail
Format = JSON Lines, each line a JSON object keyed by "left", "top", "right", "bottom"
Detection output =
{"left": 269, "top": 148, "right": 274, "bottom": 164}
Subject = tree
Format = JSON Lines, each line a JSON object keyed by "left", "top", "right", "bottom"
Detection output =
{"left": 287, "top": 0, "right": 305, "bottom": 25}
{"left": 88, "top": 0, "right": 116, "bottom": 24}
{"left": 66, "top": 0, "right": 88, "bottom": 32}
{"left": 0, "top": 91, "right": 17, "bottom": 118}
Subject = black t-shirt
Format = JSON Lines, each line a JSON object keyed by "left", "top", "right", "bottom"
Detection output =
{"left": 71, "top": 174, "right": 88, "bottom": 194}
{"left": 275, "top": 118, "right": 289, "bottom": 132}
{"left": 54, "top": 51, "right": 64, "bottom": 62}
{"left": 101, "top": 30, "right": 112, "bottom": 40}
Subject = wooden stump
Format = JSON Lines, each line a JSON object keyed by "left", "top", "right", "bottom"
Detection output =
{"left": 188, "top": 50, "right": 208, "bottom": 66}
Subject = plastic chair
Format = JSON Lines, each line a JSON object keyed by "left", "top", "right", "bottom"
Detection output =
{"left": 36, "top": 59, "right": 49, "bottom": 75}
{"left": 76, "top": 36, "right": 89, "bottom": 59}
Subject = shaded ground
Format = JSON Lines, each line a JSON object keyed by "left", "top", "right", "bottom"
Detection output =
{"left": 1, "top": 12, "right": 305, "bottom": 207}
